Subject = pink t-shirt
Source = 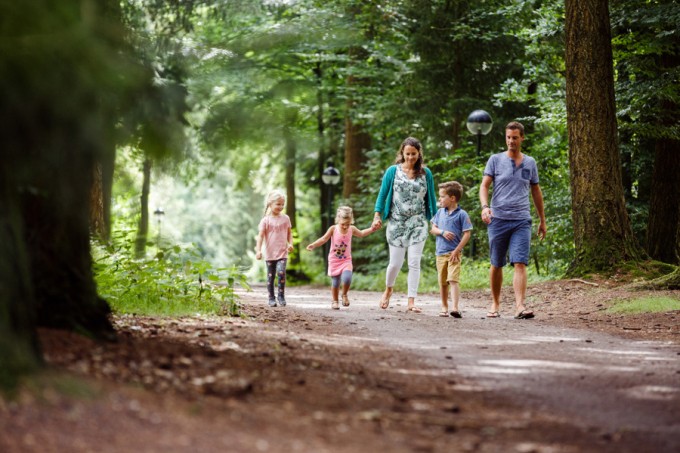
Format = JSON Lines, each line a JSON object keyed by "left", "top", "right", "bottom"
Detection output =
{"left": 327, "top": 226, "right": 353, "bottom": 277}
{"left": 259, "top": 214, "right": 292, "bottom": 261}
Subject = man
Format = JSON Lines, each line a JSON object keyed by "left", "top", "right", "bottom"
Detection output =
{"left": 479, "top": 121, "right": 546, "bottom": 319}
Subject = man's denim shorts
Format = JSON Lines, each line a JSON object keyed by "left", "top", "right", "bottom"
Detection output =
{"left": 487, "top": 218, "right": 532, "bottom": 267}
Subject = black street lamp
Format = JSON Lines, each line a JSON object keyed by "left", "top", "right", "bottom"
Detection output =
{"left": 466, "top": 110, "right": 492, "bottom": 258}
{"left": 466, "top": 109, "right": 493, "bottom": 156}
{"left": 153, "top": 207, "right": 165, "bottom": 247}
{"left": 321, "top": 162, "right": 341, "bottom": 264}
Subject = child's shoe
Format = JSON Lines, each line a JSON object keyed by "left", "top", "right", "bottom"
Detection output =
{"left": 277, "top": 296, "right": 287, "bottom": 307}
{"left": 268, "top": 298, "right": 277, "bottom": 307}
{"left": 341, "top": 294, "right": 350, "bottom": 307}
{"left": 331, "top": 300, "right": 339, "bottom": 310}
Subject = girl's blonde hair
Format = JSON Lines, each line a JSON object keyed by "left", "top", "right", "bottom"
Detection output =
{"left": 335, "top": 206, "right": 355, "bottom": 225}
{"left": 264, "top": 190, "right": 286, "bottom": 216}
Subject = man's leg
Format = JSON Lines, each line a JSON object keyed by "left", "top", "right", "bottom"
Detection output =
{"left": 489, "top": 265, "right": 503, "bottom": 315}
{"left": 513, "top": 263, "right": 532, "bottom": 316}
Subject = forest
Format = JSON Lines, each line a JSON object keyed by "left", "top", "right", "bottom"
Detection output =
{"left": 1, "top": 0, "right": 679, "bottom": 388}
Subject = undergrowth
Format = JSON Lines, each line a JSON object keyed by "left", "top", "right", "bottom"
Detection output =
{"left": 92, "top": 229, "right": 249, "bottom": 317}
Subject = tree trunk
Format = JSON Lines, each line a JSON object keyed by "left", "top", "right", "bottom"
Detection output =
{"left": 646, "top": 52, "right": 680, "bottom": 265}
{"left": 0, "top": 173, "right": 42, "bottom": 389}
{"left": 646, "top": 136, "right": 680, "bottom": 264}
{"left": 342, "top": 41, "right": 372, "bottom": 199}
{"left": 564, "top": 0, "right": 644, "bottom": 274}
{"left": 343, "top": 114, "right": 371, "bottom": 198}
{"left": 135, "top": 158, "right": 152, "bottom": 258}
{"left": 283, "top": 116, "right": 300, "bottom": 268}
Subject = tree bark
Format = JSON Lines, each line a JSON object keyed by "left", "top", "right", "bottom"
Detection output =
{"left": 564, "top": 0, "right": 644, "bottom": 274}
{"left": 646, "top": 52, "right": 680, "bottom": 265}
{"left": 343, "top": 114, "right": 371, "bottom": 199}
{"left": 646, "top": 136, "right": 680, "bottom": 264}
{"left": 283, "top": 114, "right": 300, "bottom": 268}
{"left": 135, "top": 158, "right": 152, "bottom": 258}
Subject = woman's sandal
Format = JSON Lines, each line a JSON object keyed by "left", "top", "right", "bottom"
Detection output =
{"left": 438, "top": 311, "right": 450, "bottom": 317}
{"left": 380, "top": 297, "right": 390, "bottom": 309}
{"left": 331, "top": 300, "right": 340, "bottom": 310}
{"left": 406, "top": 306, "right": 422, "bottom": 313}
{"left": 342, "top": 294, "right": 350, "bottom": 307}
{"left": 486, "top": 311, "right": 500, "bottom": 318}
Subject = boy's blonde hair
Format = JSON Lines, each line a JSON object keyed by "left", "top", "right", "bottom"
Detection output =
{"left": 264, "top": 190, "right": 286, "bottom": 215}
{"left": 438, "top": 181, "right": 464, "bottom": 202}
{"left": 335, "top": 206, "right": 355, "bottom": 224}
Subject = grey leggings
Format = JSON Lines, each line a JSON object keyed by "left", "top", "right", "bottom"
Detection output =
{"left": 266, "top": 258, "right": 287, "bottom": 299}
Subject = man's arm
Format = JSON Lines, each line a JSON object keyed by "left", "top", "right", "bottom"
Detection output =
{"left": 479, "top": 175, "right": 493, "bottom": 225}
{"left": 531, "top": 184, "right": 547, "bottom": 240}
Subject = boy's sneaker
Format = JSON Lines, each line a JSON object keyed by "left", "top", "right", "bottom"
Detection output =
{"left": 277, "top": 296, "right": 287, "bottom": 307}
{"left": 268, "top": 298, "right": 277, "bottom": 307}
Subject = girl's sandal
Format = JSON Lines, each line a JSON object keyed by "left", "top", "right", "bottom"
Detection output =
{"left": 331, "top": 300, "right": 340, "bottom": 310}
{"left": 342, "top": 294, "right": 350, "bottom": 307}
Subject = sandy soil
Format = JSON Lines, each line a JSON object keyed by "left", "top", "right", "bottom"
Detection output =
{"left": 1, "top": 277, "right": 678, "bottom": 453}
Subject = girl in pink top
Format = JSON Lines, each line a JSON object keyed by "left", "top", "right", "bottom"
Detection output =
{"left": 255, "top": 190, "right": 293, "bottom": 307}
{"left": 306, "top": 206, "right": 376, "bottom": 310}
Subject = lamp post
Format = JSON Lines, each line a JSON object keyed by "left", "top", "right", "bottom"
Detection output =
{"left": 321, "top": 162, "right": 341, "bottom": 265}
{"left": 466, "top": 110, "right": 493, "bottom": 258}
{"left": 466, "top": 109, "right": 493, "bottom": 156}
{"left": 153, "top": 207, "right": 165, "bottom": 247}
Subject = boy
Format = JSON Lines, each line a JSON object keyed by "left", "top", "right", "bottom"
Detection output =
{"left": 430, "top": 181, "right": 473, "bottom": 318}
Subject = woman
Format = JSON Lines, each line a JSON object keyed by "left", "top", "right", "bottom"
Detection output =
{"left": 371, "top": 137, "right": 437, "bottom": 313}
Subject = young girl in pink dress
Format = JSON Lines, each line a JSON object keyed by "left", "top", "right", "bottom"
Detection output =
{"left": 255, "top": 190, "right": 293, "bottom": 307}
{"left": 306, "top": 206, "right": 376, "bottom": 310}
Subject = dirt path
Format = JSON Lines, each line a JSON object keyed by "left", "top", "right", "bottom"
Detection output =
{"left": 276, "top": 285, "right": 680, "bottom": 448}
{"left": 2, "top": 281, "right": 679, "bottom": 452}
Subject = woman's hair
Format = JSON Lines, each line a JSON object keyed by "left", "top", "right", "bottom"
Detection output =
{"left": 264, "top": 190, "right": 286, "bottom": 215}
{"left": 335, "top": 206, "right": 355, "bottom": 225}
{"left": 394, "top": 136, "right": 425, "bottom": 176}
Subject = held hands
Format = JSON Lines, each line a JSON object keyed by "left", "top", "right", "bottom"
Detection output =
{"left": 371, "top": 215, "right": 383, "bottom": 231}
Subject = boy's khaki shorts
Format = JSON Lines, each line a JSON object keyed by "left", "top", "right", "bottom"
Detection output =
{"left": 436, "top": 254, "right": 461, "bottom": 286}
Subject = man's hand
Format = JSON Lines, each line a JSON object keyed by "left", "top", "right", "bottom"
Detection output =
{"left": 481, "top": 207, "right": 493, "bottom": 224}
{"left": 537, "top": 221, "right": 547, "bottom": 240}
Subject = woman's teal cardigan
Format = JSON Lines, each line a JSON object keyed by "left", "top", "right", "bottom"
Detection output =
{"left": 374, "top": 165, "right": 438, "bottom": 221}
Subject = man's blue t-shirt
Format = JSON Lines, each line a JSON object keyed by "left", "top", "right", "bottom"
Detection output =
{"left": 431, "top": 206, "right": 473, "bottom": 256}
{"left": 483, "top": 152, "right": 539, "bottom": 220}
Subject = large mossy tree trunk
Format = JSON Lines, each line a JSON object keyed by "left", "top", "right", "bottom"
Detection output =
{"left": 564, "top": 0, "right": 644, "bottom": 274}
{"left": 0, "top": 0, "right": 136, "bottom": 388}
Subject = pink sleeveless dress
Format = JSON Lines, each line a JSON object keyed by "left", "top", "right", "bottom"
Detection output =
{"left": 327, "top": 227, "right": 353, "bottom": 277}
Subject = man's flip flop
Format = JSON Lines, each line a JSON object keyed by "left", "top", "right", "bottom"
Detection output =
{"left": 486, "top": 311, "right": 500, "bottom": 318}
{"left": 450, "top": 311, "right": 462, "bottom": 318}
{"left": 514, "top": 309, "right": 535, "bottom": 319}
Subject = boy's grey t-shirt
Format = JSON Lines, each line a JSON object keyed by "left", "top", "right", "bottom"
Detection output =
{"left": 483, "top": 152, "right": 539, "bottom": 221}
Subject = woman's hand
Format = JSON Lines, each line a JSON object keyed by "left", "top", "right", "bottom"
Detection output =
{"left": 371, "top": 214, "right": 382, "bottom": 230}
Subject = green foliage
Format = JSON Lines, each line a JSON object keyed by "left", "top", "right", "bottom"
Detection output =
{"left": 607, "top": 296, "right": 680, "bottom": 314}
{"left": 93, "top": 229, "right": 249, "bottom": 317}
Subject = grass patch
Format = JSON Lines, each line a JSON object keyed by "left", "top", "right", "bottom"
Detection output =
{"left": 607, "top": 296, "right": 680, "bottom": 314}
